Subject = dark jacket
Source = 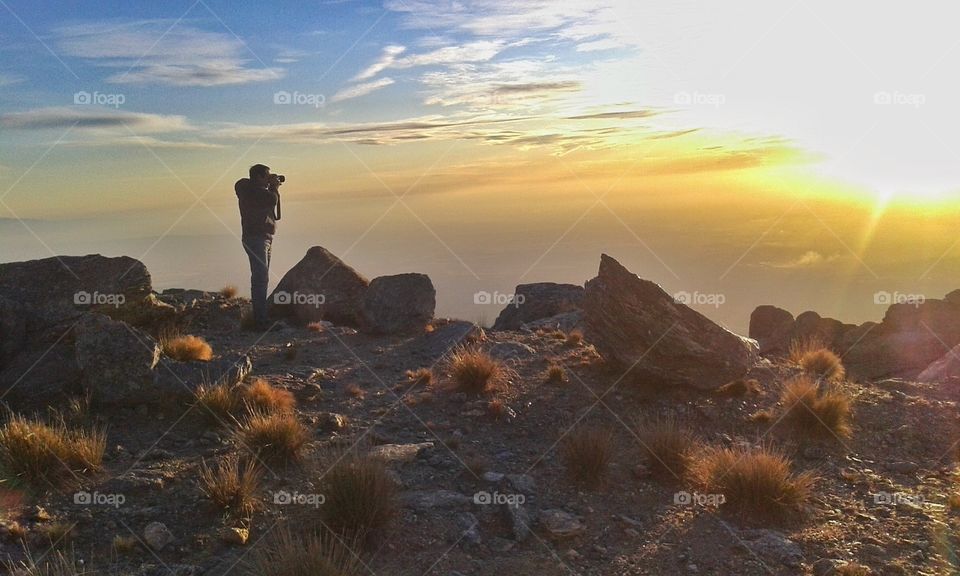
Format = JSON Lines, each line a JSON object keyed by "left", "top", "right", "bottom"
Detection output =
{"left": 236, "top": 178, "right": 279, "bottom": 237}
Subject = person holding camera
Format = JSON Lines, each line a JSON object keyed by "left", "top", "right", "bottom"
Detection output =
{"left": 236, "top": 164, "right": 283, "bottom": 330}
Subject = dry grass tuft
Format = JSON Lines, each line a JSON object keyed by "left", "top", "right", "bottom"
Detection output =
{"left": 788, "top": 335, "right": 826, "bottom": 365}
{"left": 565, "top": 329, "right": 584, "bottom": 346}
{"left": 306, "top": 321, "right": 325, "bottom": 332}
{"left": 799, "top": 349, "right": 846, "bottom": 382}
{"left": 781, "top": 375, "right": 853, "bottom": 438}
{"left": 243, "top": 526, "right": 361, "bottom": 576}
{"left": 6, "top": 548, "right": 87, "bottom": 576}
{"left": 220, "top": 285, "right": 239, "bottom": 299}
{"left": 244, "top": 379, "right": 296, "bottom": 414}
{"left": 162, "top": 334, "right": 213, "bottom": 362}
{"left": 561, "top": 426, "right": 615, "bottom": 489}
{"left": 546, "top": 364, "right": 566, "bottom": 383}
{"left": 0, "top": 414, "right": 104, "bottom": 488}
{"left": 236, "top": 410, "right": 308, "bottom": 464}
{"left": 405, "top": 368, "right": 434, "bottom": 387}
{"left": 112, "top": 534, "right": 139, "bottom": 554}
{"left": 345, "top": 383, "right": 366, "bottom": 400}
{"left": 448, "top": 346, "right": 507, "bottom": 395}
{"left": 835, "top": 563, "right": 872, "bottom": 575}
{"left": 320, "top": 453, "right": 397, "bottom": 542}
{"left": 690, "top": 444, "right": 816, "bottom": 520}
{"left": 635, "top": 416, "right": 697, "bottom": 481}
{"left": 199, "top": 453, "right": 262, "bottom": 517}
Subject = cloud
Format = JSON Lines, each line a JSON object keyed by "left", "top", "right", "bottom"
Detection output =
{"left": 494, "top": 81, "right": 580, "bottom": 95}
{"left": 566, "top": 109, "right": 661, "bottom": 120}
{"left": 353, "top": 45, "right": 406, "bottom": 81}
{"left": 330, "top": 77, "right": 395, "bottom": 103}
{"left": 0, "top": 107, "right": 193, "bottom": 133}
{"left": 55, "top": 20, "right": 284, "bottom": 86}
{"left": 763, "top": 251, "right": 840, "bottom": 269}
{"left": 63, "top": 135, "right": 222, "bottom": 149}
{"left": 0, "top": 73, "right": 23, "bottom": 87}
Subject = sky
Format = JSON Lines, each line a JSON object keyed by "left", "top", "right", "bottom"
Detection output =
{"left": 2, "top": 0, "right": 960, "bottom": 333}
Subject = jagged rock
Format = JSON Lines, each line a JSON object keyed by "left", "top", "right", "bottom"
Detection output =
{"left": 504, "top": 502, "right": 531, "bottom": 542}
{"left": 269, "top": 246, "right": 369, "bottom": 326}
{"left": 143, "top": 521, "right": 174, "bottom": 551}
{"left": 492, "top": 283, "right": 584, "bottom": 331}
{"left": 368, "top": 442, "right": 434, "bottom": 464}
{"left": 400, "top": 489, "right": 471, "bottom": 511}
{"left": 360, "top": 273, "right": 435, "bottom": 334}
{"left": 487, "top": 341, "right": 536, "bottom": 362}
{"left": 75, "top": 314, "right": 161, "bottom": 405}
{"left": 416, "top": 319, "right": 483, "bottom": 360}
{"left": 0, "top": 254, "right": 152, "bottom": 328}
{"left": 737, "top": 529, "right": 803, "bottom": 568}
{"left": 539, "top": 509, "right": 585, "bottom": 540}
{"left": 582, "top": 254, "right": 758, "bottom": 390}
{"left": 521, "top": 310, "right": 584, "bottom": 333}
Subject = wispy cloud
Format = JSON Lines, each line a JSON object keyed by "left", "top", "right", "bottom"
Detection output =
{"left": 1, "top": 106, "right": 193, "bottom": 132}
{"left": 55, "top": 20, "right": 284, "bottom": 86}
{"left": 330, "top": 77, "right": 395, "bottom": 103}
{"left": 353, "top": 45, "right": 406, "bottom": 81}
{"left": 763, "top": 251, "right": 841, "bottom": 269}
{"left": 0, "top": 73, "right": 23, "bottom": 87}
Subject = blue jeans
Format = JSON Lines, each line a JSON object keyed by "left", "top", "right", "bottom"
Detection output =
{"left": 242, "top": 235, "right": 272, "bottom": 325}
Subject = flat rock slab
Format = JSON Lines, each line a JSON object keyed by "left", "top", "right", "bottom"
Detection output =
{"left": 400, "top": 489, "right": 471, "bottom": 511}
{"left": 368, "top": 442, "right": 434, "bottom": 464}
{"left": 538, "top": 509, "right": 585, "bottom": 540}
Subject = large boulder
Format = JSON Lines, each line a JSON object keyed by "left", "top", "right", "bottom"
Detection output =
{"left": 917, "top": 344, "right": 960, "bottom": 383}
{"left": 582, "top": 254, "right": 758, "bottom": 390}
{"left": 74, "top": 314, "right": 161, "bottom": 405}
{"left": 0, "top": 254, "right": 152, "bottom": 328}
{"left": 748, "top": 305, "right": 795, "bottom": 354}
{"left": 492, "top": 283, "right": 584, "bottom": 331}
{"left": 360, "top": 273, "right": 435, "bottom": 334}
{"left": 269, "top": 246, "right": 369, "bottom": 326}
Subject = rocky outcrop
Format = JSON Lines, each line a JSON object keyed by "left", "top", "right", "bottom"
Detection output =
{"left": 751, "top": 292, "right": 960, "bottom": 380}
{"left": 492, "top": 283, "right": 584, "bottom": 331}
{"left": 269, "top": 246, "right": 369, "bottom": 326}
{"left": 917, "top": 344, "right": 960, "bottom": 382}
{"left": 75, "top": 314, "right": 161, "bottom": 405}
{"left": 360, "top": 273, "right": 435, "bottom": 334}
{"left": 582, "top": 254, "right": 758, "bottom": 390}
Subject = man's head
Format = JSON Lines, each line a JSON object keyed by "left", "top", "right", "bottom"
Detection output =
{"left": 249, "top": 164, "right": 271, "bottom": 185}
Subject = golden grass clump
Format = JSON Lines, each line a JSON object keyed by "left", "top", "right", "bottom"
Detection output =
{"left": 788, "top": 335, "right": 826, "bottom": 365}
{"left": 635, "top": 416, "right": 697, "bottom": 481}
{"left": 319, "top": 454, "right": 397, "bottom": 541}
{"left": 162, "top": 334, "right": 213, "bottom": 362}
{"left": 546, "top": 364, "right": 566, "bottom": 383}
{"left": 0, "top": 414, "right": 105, "bottom": 488}
{"left": 405, "top": 368, "right": 434, "bottom": 387}
{"left": 199, "top": 453, "right": 263, "bottom": 517}
{"left": 236, "top": 410, "right": 309, "bottom": 464}
{"left": 565, "top": 329, "right": 584, "bottom": 346}
{"left": 244, "top": 379, "right": 296, "bottom": 414}
{"left": 220, "top": 285, "right": 239, "bottom": 299}
{"left": 781, "top": 375, "right": 852, "bottom": 438}
{"left": 448, "top": 346, "right": 507, "bottom": 394}
{"left": 799, "top": 349, "right": 846, "bottom": 382}
{"left": 690, "top": 444, "right": 816, "bottom": 520}
{"left": 243, "top": 526, "right": 361, "bottom": 576}
{"left": 561, "top": 426, "right": 615, "bottom": 489}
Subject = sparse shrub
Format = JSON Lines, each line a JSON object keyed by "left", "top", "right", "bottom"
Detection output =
{"left": 237, "top": 410, "right": 308, "bottom": 464}
{"left": 636, "top": 416, "right": 697, "bottom": 481}
{"left": 195, "top": 382, "right": 243, "bottom": 423}
{"left": 788, "top": 335, "right": 826, "bottom": 365}
{"left": 220, "top": 285, "right": 239, "bottom": 299}
{"left": 162, "top": 334, "right": 213, "bottom": 362}
{"left": 800, "top": 349, "right": 846, "bottom": 382}
{"left": 448, "top": 346, "right": 506, "bottom": 394}
{"left": 835, "top": 563, "right": 872, "bottom": 575}
{"left": 6, "top": 548, "right": 86, "bottom": 576}
{"left": 565, "top": 329, "right": 583, "bottom": 346}
{"left": 546, "top": 364, "right": 566, "bottom": 383}
{"left": 199, "top": 453, "right": 262, "bottom": 517}
{"left": 0, "top": 414, "right": 105, "bottom": 488}
{"left": 487, "top": 398, "right": 508, "bottom": 419}
{"left": 749, "top": 408, "right": 775, "bottom": 423}
{"left": 716, "top": 378, "right": 761, "bottom": 397}
{"left": 319, "top": 453, "right": 397, "bottom": 541}
{"left": 345, "top": 383, "right": 365, "bottom": 400}
{"left": 561, "top": 426, "right": 615, "bottom": 489}
{"left": 36, "top": 521, "right": 73, "bottom": 545}
{"left": 244, "top": 379, "right": 296, "bottom": 414}
{"left": 405, "top": 368, "right": 433, "bottom": 387}
{"left": 549, "top": 330, "right": 566, "bottom": 340}
{"left": 243, "top": 526, "right": 360, "bottom": 576}
{"left": 781, "top": 375, "right": 852, "bottom": 438}
{"left": 690, "top": 444, "right": 816, "bottom": 520}
{"left": 307, "top": 321, "right": 325, "bottom": 333}
{"left": 112, "top": 534, "right": 139, "bottom": 554}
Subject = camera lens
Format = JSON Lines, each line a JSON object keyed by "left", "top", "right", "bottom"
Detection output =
{"left": 277, "top": 175, "right": 285, "bottom": 183}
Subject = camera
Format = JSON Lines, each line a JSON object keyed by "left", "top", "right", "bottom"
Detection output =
{"left": 276, "top": 175, "right": 285, "bottom": 183}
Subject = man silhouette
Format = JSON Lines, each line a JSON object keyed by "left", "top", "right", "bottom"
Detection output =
{"left": 236, "top": 164, "right": 282, "bottom": 329}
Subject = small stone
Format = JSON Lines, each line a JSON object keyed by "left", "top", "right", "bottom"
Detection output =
{"left": 315, "top": 412, "right": 349, "bottom": 433}
{"left": 506, "top": 473, "right": 536, "bottom": 495}
{"left": 482, "top": 471, "right": 505, "bottom": 483}
{"left": 886, "top": 461, "right": 919, "bottom": 474}
{"left": 143, "top": 522, "right": 174, "bottom": 551}
{"left": 368, "top": 442, "right": 433, "bottom": 464}
{"left": 219, "top": 527, "right": 249, "bottom": 546}
{"left": 539, "top": 509, "right": 585, "bottom": 540}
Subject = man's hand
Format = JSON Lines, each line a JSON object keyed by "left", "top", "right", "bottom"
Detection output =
{"left": 267, "top": 173, "right": 283, "bottom": 190}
